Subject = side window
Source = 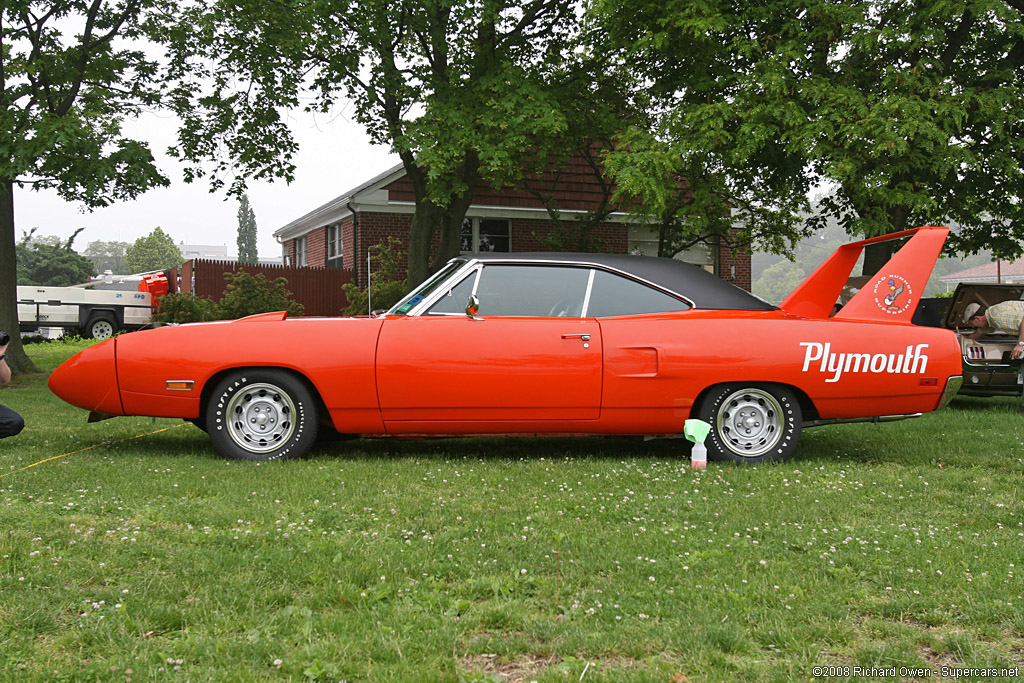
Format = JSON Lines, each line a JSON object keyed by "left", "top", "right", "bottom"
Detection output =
{"left": 476, "top": 265, "right": 590, "bottom": 317}
{"left": 586, "top": 270, "right": 690, "bottom": 317}
{"left": 425, "top": 270, "right": 478, "bottom": 315}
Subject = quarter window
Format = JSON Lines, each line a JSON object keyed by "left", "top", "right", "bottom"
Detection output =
{"left": 586, "top": 270, "right": 689, "bottom": 317}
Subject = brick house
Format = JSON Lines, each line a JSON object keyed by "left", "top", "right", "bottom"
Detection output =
{"left": 273, "top": 160, "right": 752, "bottom": 290}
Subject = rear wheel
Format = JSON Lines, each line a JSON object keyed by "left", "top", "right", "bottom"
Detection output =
{"left": 695, "top": 383, "right": 802, "bottom": 464}
{"left": 85, "top": 314, "right": 118, "bottom": 340}
{"left": 206, "top": 370, "right": 318, "bottom": 461}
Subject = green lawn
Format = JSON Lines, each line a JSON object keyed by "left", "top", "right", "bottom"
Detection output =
{"left": 1, "top": 339, "right": 1021, "bottom": 682}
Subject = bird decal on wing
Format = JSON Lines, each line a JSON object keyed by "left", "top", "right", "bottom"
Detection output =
{"left": 884, "top": 278, "right": 905, "bottom": 309}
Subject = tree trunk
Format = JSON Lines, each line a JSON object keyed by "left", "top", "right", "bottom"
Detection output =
{"left": 405, "top": 153, "right": 481, "bottom": 289}
{"left": 861, "top": 205, "right": 908, "bottom": 277}
{"left": 862, "top": 241, "right": 897, "bottom": 277}
{"left": 407, "top": 201, "right": 446, "bottom": 289}
{"left": 0, "top": 179, "right": 37, "bottom": 374}
{"left": 431, "top": 163, "right": 480, "bottom": 275}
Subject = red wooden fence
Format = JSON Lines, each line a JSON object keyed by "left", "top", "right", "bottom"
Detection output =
{"left": 183, "top": 260, "right": 354, "bottom": 317}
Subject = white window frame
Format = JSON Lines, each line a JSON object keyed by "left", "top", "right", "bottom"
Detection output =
{"left": 327, "top": 224, "right": 343, "bottom": 264}
{"left": 295, "top": 236, "right": 308, "bottom": 267}
{"left": 460, "top": 218, "right": 511, "bottom": 253}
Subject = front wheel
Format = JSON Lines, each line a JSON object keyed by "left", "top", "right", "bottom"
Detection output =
{"left": 695, "top": 383, "right": 802, "bottom": 464}
{"left": 206, "top": 370, "right": 319, "bottom": 461}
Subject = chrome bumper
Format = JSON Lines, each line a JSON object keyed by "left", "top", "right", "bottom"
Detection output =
{"left": 938, "top": 375, "right": 964, "bottom": 409}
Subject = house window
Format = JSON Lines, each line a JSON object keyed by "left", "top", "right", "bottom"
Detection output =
{"left": 627, "top": 225, "right": 716, "bottom": 272}
{"left": 461, "top": 218, "right": 510, "bottom": 253}
{"left": 295, "top": 237, "right": 308, "bottom": 267}
{"left": 327, "top": 225, "right": 343, "bottom": 269}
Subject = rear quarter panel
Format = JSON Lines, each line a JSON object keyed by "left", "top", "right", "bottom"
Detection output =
{"left": 599, "top": 310, "right": 962, "bottom": 423}
{"left": 115, "top": 318, "right": 384, "bottom": 432}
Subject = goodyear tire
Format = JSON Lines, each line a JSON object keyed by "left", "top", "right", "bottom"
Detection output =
{"left": 206, "top": 370, "right": 318, "bottom": 461}
{"left": 696, "top": 383, "right": 801, "bottom": 464}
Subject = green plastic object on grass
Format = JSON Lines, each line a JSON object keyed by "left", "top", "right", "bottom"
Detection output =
{"left": 683, "top": 419, "right": 711, "bottom": 444}
{"left": 684, "top": 419, "right": 711, "bottom": 470}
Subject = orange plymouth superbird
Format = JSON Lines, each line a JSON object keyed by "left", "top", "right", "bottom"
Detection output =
{"left": 49, "top": 227, "right": 962, "bottom": 463}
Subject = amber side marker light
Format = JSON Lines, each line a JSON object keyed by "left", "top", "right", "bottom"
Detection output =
{"left": 166, "top": 380, "right": 195, "bottom": 391}
{"left": 919, "top": 378, "right": 938, "bottom": 387}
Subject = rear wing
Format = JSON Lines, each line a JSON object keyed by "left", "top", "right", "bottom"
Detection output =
{"left": 780, "top": 226, "right": 949, "bottom": 322}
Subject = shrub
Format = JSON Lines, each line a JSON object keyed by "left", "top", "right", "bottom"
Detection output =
{"left": 218, "top": 271, "right": 304, "bottom": 319}
{"left": 341, "top": 237, "right": 409, "bottom": 316}
{"left": 152, "top": 293, "right": 221, "bottom": 324}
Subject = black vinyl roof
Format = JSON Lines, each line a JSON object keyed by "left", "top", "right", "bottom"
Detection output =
{"left": 466, "top": 252, "right": 777, "bottom": 311}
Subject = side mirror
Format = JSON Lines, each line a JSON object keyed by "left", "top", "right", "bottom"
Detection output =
{"left": 465, "top": 294, "right": 481, "bottom": 320}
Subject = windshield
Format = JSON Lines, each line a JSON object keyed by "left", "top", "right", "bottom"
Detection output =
{"left": 387, "top": 260, "right": 466, "bottom": 315}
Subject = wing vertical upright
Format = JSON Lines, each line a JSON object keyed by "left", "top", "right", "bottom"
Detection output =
{"left": 780, "top": 226, "right": 949, "bottom": 323}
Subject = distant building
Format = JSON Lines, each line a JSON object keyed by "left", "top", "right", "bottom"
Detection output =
{"left": 176, "top": 243, "right": 282, "bottom": 266}
{"left": 179, "top": 243, "right": 229, "bottom": 261}
{"left": 939, "top": 260, "right": 1024, "bottom": 289}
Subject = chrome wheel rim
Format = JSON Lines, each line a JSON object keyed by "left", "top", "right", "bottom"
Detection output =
{"left": 92, "top": 321, "right": 114, "bottom": 339}
{"left": 225, "top": 382, "right": 296, "bottom": 454}
{"left": 716, "top": 388, "right": 783, "bottom": 458}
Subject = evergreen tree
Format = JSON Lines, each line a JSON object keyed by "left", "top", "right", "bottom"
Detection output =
{"left": 236, "top": 194, "right": 258, "bottom": 264}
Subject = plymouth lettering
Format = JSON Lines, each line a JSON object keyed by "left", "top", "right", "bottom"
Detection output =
{"left": 800, "top": 342, "right": 929, "bottom": 383}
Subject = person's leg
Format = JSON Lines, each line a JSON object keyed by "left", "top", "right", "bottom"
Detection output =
{"left": 0, "top": 404, "right": 24, "bottom": 438}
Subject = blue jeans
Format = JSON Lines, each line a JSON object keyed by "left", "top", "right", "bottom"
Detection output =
{"left": 0, "top": 404, "right": 24, "bottom": 439}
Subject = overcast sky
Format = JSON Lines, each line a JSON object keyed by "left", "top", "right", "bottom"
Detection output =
{"left": 13, "top": 104, "right": 398, "bottom": 260}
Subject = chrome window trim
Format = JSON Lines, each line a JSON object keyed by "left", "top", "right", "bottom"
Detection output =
{"left": 580, "top": 268, "right": 596, "bottom": 318}
{"left": 464, "top": 257, "right": 696, "bottom": 309}
{"left": 405, "top": 258, "right": 694, "bottom": 317}
{"left": 407, "top": 262, "right": 482, "bottom": 316}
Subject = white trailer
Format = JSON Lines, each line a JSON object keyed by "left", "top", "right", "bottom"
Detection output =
{"left": 18, "top": 282, "right": 154, "bottom": 340}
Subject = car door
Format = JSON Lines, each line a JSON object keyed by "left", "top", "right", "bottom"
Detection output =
{"left": 375, "top": 264, "right": 601, "bottom": 427}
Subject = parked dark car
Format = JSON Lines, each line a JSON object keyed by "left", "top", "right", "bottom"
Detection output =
{"left": 915, "top": 283, "right": 1024, "bottom": 397}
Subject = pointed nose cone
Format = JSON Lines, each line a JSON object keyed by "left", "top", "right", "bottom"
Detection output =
{"left": 48, "top": 339, "right": 124, "bottom": 415}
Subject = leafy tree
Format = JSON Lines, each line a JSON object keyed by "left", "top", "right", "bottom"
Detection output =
{"left": 521, "top": 54, "right": 641, "bottom": 254}
{"left": 217, "top": 271, "right": 304, "bottom": 319}
{"left": 341, "top": 237, "right": 408, "bottom": 315}
{"left": 124, "top": 227, "right": 182, "bottom": 273}
{"left": 16, "top": 228, "right": 95, "bottom": 286}
{"left": 0, "top": 0, "right": 174, "bottom": 372}
{"left": 173, "top": 0, "right": 591, "bottom": 287}
{"left": 595, "top": 0, "right": 1024, "bottom": 274}
{"left": 83, "top": 239, "right": 130, "bottom": 274}
{"left": 752, "top": 261, "right": 806, "bottom": 305}
{"left": 236, "top": 194, "right": 258, "bottom": 264}
{"left": 595, "top": 0, "right": 815, "bottom": 262}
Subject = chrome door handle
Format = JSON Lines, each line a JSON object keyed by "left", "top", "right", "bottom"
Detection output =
{"left": 561, "top": 334, "right": 591, "bottom": 341}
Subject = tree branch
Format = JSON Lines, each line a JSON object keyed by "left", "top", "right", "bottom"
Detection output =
{"left": 940, "top": 9, "right": 975, "bottom": 72}
{"left": 57, "top": 0, "right": 143, "bottom": 116}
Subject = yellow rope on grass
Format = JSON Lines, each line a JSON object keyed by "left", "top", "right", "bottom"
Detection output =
{"left": 0, "top": 423, "right": 186, "bottom": 480}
